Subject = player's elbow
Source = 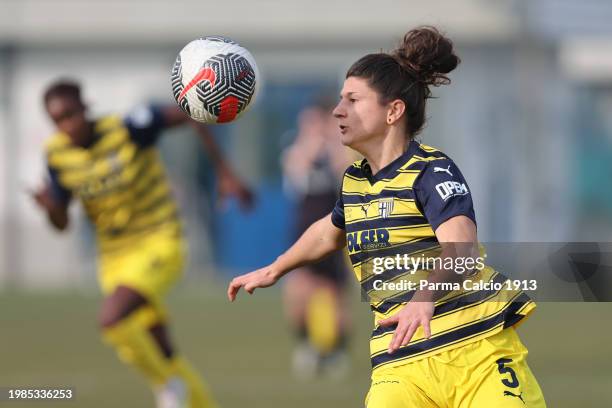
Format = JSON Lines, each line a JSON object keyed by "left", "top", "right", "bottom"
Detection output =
{"left": 51, "top": 220, "right": 69, "bottom": 232}
{"left": 48, "top": 213, "right": 69, "bottom": 231}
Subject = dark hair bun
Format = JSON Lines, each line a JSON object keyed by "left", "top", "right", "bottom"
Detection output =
{"left": 392, "top": 26, "right": 460, "bottom": 86}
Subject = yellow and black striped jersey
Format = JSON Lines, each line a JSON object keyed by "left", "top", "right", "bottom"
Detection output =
{"left": 331, "top": 140, "right": 535, "bottom": 370}
{"left": 45, "top": 106, "right": 181, "bottom": 254}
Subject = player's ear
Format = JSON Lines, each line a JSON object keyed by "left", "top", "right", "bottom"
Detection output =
{"left": 386, "top": 99, "right": 405, "bottom": 125}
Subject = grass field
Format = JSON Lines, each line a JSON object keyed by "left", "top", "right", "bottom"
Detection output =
{"left": 1, "top": 282, "right": 611, "bottom": 407}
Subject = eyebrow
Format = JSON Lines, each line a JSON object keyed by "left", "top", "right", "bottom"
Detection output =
{"left": 340, "top": 91, "right": 358, "bottom": 98}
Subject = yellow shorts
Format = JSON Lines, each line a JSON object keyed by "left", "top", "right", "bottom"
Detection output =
{"left": 98, "top": 227, "right": 186, "bottom": 312}
{"left": 366, "top": 328, "right": 546, "bottom": 408}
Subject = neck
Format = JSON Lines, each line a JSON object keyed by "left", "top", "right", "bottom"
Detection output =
{"left": 72, "top": 121, "right": 96, "bottom": 148}
{"left": 356, "top": 128, "right": 409, "bottom": 174}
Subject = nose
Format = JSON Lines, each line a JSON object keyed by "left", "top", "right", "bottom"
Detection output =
{"left": 332, "top": 101, "right": 345, "bottom": 118}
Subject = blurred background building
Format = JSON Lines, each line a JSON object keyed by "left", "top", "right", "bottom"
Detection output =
{"left": 1, "top": 0, "right": 612, "bottom": 289}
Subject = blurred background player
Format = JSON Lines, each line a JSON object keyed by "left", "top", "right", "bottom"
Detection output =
{"left": 31, "top": 79, "right": 253, "bottom": 408}
{"left": 280, "top": 98, "right": 354, "bottom": 378}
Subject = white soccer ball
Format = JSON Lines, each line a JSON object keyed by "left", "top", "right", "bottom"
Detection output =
{"left": 171, "top": 36, "right": 259, "bottom": 124}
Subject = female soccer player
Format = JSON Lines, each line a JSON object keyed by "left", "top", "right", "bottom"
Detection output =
{"left": 32, "top": 80, "right": 252, "bottom": 408}
{"left": 228, "top": 27, "right": 546, "bottom": 407}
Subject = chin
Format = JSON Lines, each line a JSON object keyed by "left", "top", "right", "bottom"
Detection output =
{"left": 340, "top": 133, "right": 354, "bottom": 147}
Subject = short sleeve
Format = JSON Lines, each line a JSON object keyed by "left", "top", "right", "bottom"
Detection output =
{"left": 123, "top": 104, "right": 166, "bottom": 148}
{"left": 331, "top": 193, "right": 345, "bottom": 229}
{"left": 47, "top": 166, "right": 72, "bottom": 205}
{"left": 413, "top": 159, "right": 476, "bottom": 231}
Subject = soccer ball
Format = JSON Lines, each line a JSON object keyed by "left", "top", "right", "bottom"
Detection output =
{"left": 171, "top": 36, "right": 259, "bottom": 124}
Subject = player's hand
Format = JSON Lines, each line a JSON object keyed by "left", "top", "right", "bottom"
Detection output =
{"left": 29, "top": 184, "right": 57, "bottom": 211}
{"left": 227, "top": 265, "right": 279, "bottom": 301}
{"left": 216, "top": 166, "right": 254, "bottom": 211}
{"left": 377, "top": 300, "right": 434, "bottom": 354}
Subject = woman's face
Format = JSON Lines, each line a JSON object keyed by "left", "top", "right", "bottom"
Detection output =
{"left": 332, "top": 76, "right": 389, "bottom": 150}
{"left": 46, "top": 95, "right": 90, "bottom": 147}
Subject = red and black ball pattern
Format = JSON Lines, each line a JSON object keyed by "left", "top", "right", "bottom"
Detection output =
{"left": 195, "top": 53, "right": 256, "bottom": 123}
{"left": 171, "top": 51, "right": 256, "bottom": 123}
{"left": 171, "top": 54, "right": 191, "bottom": 116}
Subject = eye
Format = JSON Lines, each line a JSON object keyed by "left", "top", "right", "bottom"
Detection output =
{"left": 349, "top": 98, "right": 357, "bottom": 103}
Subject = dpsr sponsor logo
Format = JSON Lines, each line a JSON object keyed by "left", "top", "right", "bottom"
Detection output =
{"left": 347, "top": 228, "right": 390, "bottom": 253}
{"left": 435, "top": 181, "right": 469, "bottom": 201}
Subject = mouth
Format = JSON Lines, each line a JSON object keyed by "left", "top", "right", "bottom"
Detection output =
{"left": 339, "top": 125, "right": 348, "bottom": 134}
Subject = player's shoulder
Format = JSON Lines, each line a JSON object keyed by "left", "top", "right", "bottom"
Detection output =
{"left": 410, "top": 143, "right": 470, "bottom": 190}
{"left": 44, "top": 132, "right": 71, "bottom": 155}
{"left": 123, "top": 104, "right": 165, "bottom": 129}
{"left": 342, "top": 158, "right": 368, "bottom": 180}
{"left": 414, "top": 142, "right": 450, "bottom": 160}
{"left": 404, "top": 142, "right": 454, "bottom": 171}
{"left": 95, "top": 114, "right": 123, "bottom": 134}
{"left": 44, "top": 114, "right": 123, "bottom": 160}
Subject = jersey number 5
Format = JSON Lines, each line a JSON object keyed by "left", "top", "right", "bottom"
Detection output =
{"left": 496, "top": 358, "right": 520, "bottom": 388}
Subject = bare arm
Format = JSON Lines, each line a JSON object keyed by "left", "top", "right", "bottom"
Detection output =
{"left": 227, "top": 213, "right": 346, "bottom": 301}
{"left": 31, "top": 185, "right": 70, "bottom": 231}
{"left": 411, "top": 215, "right": 478, "bottom": 302}
{"left": 161, "top": 106, "right": 230, "bottom": 170}
{"left": 435, "top": 214, "right": 477, "bottom": 242}
{"left": 281, "top": 107, "right": 325, "bottom": 185}
{"left": 378, "top": 215, "right": 478, "bottom": 353}
{"left": 160, "top": 106, "right": 254, "bottom": 209}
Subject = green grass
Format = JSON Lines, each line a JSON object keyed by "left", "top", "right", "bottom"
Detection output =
{"left": 1, "top": 283, "right": 611, "bottom": 407}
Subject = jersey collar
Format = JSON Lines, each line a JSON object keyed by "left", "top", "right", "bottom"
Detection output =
{"left": 361, "top": 140, "right": 420, "bottom": 184}
{"left": 63, "top": 121, "right": 101, "bottom": 149}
